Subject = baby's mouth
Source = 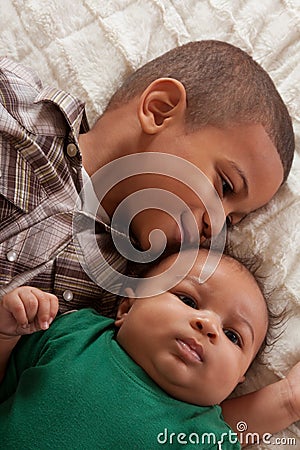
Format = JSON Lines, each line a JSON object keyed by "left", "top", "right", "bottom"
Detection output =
{"left": 176, "top": 338, "right": 204, "bottom": 363}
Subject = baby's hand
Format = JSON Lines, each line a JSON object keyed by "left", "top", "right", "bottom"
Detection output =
{"left": 0, "top": 286, "right": 58, "bottom": 338}
{"left": 285, "top": 361, "right": 300, "bottom": 421}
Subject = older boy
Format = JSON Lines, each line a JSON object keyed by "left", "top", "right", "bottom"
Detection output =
{"left": 0, "top": 40, "right": 294, "bottom": 315}
{"left": 0, "top": 250, "right": 299, "bottom": 449}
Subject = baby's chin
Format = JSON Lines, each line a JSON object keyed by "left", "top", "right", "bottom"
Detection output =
{"left": 162, "top": 386, "right": 225, "bottom": 407}
{"left": 152, "top": 374, "right": 228, "bottom": 407}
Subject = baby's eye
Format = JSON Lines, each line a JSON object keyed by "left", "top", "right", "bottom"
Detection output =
{"left": 224, "top": 329, "right": 241, "bottom": 347}
{"left": 222, "top": 178, "right": 233, "bottom": 196}
{"left": 176, "top": 294, "right": 197, "bottom": 309}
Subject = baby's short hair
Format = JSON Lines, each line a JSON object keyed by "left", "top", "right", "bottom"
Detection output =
{"left": 107, "top": 40, "right": 294, "bottom": 182}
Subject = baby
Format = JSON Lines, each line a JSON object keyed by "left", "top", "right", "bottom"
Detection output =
{"left": 0, "top": 249, "right": 299, "bottom": 449}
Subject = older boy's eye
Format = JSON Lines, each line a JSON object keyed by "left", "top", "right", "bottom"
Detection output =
{"left": 224, "top": 329, "right": 241, "bottom": 346}
{"left": 177, "top": 294, "right": 197, "bottom": 309}
{"left": 222, "top": 178, "right": 233, "bottom": 196}
{"left": 226, "top": 216, "right": 233, "bottom": 228}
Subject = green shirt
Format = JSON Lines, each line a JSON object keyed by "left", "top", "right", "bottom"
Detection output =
{"left": 0, "top": 309, "right": 241, "bottom": 450}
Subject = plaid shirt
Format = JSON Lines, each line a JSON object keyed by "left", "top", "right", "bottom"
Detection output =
{"left": 0, "top": 58, "right": 127, "bottom": 316}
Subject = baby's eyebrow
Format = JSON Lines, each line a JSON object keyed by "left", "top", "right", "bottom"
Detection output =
{"left": 233, "top": 312, "right": 255, "bottom": 345}
{"left": 174, "top": 274, "right": 255, "bottom": 344}
{"left": 174, "top": 274, "right": 201, "bottom": 286}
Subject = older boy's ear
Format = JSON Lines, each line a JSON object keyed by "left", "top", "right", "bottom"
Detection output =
{"left": 138, "top": 78, "right": 187, "bottom": 134}
{"left": 115, "top": 288, "right": 136, "bottom": 328}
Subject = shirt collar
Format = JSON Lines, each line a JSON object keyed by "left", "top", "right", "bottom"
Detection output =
{"left": 34, "top": 85, "right": 89, "bottom": 140}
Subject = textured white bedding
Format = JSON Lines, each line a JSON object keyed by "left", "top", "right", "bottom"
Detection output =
{"left": 1, "top": 1, "right": 299, "bottom": 448}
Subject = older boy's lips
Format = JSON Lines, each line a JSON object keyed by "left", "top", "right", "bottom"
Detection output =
{"left": 176, "top": 338, "right": 204, "bottom": 363}
{"left": 176, "top": 211, "right": 202, "bottom": 245}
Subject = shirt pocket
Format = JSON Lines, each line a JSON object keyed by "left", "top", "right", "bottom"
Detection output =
{"left": 0, "top": 146, "right": 47, "bottom": 213}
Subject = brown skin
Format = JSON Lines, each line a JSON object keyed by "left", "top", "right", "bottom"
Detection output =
{"left": 115, "top": 249, "right": 268, "bottom": 406}
{"left": 79, "top": 78, "right": 284, "bottom": 253}
{"left": 1, "top": 265, "right": 300, "bottom": 443}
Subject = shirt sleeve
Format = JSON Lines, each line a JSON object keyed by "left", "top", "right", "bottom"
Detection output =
{"left": 0, "top": 331, "right": 43, "bottom": 403}
{"left": 0, "top": 57, "right": 43, "bottom": 91}
{"left": 0, "top": 309, "right": 111, "bottom": 404}
{"left": 0, "top": 311, "right": 78, "bottom": 403}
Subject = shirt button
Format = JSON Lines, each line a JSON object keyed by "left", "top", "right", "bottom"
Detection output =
{"left": 67, "top": 143, "right": 78, "bottom": 157}
{"left": 63, "top": 290, "right": 74, "bottom": 302}
{"left": 7, "top": 250, "right": 17, "bottom": 262}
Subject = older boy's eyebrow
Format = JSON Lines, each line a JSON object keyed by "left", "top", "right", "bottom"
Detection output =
{"left": 229, "top": 161, "right": 248, "bottom": 193}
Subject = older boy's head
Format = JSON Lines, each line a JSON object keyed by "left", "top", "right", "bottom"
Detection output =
{"left": 95, "top": 41, "right": 294, "bottom": 253}
{"left": 115, "top": 249, "right": 269, "bottom": 406}
{"left": 107, "top": 40, "right": 294, "bottom": 182}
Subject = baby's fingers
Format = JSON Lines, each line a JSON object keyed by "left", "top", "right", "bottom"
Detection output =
{"left": 2, "top": 288, "right": 38, "bottom": 327}
{"left": 49, "top": 294, "right": 59, "bottom": 324}
{"left": 29, "top": 289, "right": 58, "bottom": 330}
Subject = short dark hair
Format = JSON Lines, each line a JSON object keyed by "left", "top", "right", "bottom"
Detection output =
{"left": 107, "top": 40, "right": 294, "bottom": 182}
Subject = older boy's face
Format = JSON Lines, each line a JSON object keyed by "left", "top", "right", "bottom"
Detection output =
{"left": 129, "top": 123, "right": 283, "bottom": 252}
{"left": 116, "top": 250, "right": 268, "bottom": 406}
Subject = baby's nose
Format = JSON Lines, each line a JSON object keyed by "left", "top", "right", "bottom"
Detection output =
{"left": 191, "top": 314, "right": 220, "bottom": 341}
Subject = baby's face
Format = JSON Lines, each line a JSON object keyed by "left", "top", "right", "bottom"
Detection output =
{"left": 116, "top": 250, "right": 268, "bottom": 406}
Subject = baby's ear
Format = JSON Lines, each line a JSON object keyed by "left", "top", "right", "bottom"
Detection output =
{"left": 124, "top": 287, "right": 135, "bottom": 299}
{"left": 115, "top": 288, "right": 136, "bottom": 328}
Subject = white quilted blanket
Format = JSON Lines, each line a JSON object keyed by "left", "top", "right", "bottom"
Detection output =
{"left": 1, "top": 1, "right": 299, "bottom": 448}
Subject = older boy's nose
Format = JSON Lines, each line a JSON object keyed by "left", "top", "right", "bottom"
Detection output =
{"left": 191, "top": 313, "right": 220, "bottom": 341}
{"left": 202, "top": 211, "right": 225, "bottom": 239}
{"left": 202, "top": 208, "right": 233, "bottom": 239}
